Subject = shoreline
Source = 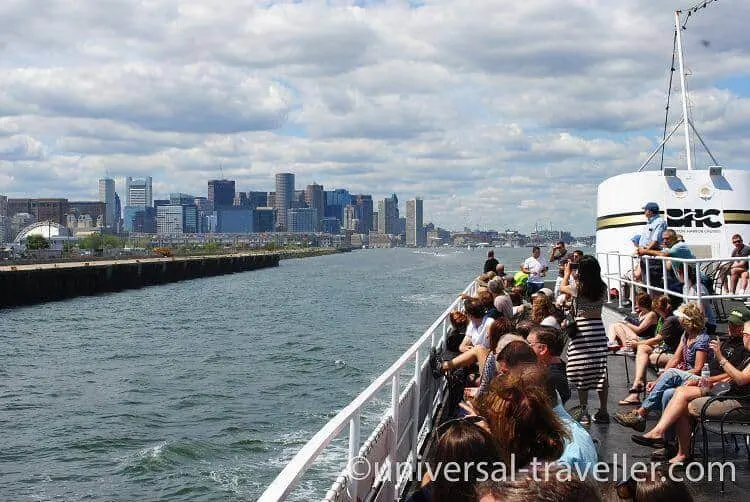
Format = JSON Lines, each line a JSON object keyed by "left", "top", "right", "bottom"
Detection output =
{"left": 0, "top": 247, "right": 354, "bottom": 308}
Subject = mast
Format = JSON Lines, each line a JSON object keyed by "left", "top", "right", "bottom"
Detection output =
{"left": 674, "top": 10, "right": 694, "bottom": 171}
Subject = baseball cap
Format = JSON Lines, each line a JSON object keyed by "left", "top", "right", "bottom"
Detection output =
{"left": 727, "top": 306, "right": 750, "bottom": 325}
{"left": 643, "top": 202, "right": 660, "bottom": 212}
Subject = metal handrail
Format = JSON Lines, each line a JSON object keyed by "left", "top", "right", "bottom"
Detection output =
{"left": 257, "top": 280, "right": 475, "bottom": 502}
{"left": 597, "top": 251, "right": 749, "bottom": 310}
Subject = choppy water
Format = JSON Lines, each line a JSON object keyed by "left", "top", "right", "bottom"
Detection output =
{"left": 1, "top": 247, "right": 548, "bottom": 501}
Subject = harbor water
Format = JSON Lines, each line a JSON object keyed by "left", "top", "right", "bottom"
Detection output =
{"left": 1, "top": 247, "right": 561, "bottom": 501}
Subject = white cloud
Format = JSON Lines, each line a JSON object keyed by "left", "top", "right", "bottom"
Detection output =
{"left": 0, "top": 0, "right": 749, "bottom": 234}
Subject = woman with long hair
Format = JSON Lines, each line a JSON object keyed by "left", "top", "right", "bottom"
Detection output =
{"left": 559, "top": 255, "right": 609, "bottom": 426}
{"left": 405, "top": 417, "right": 502, "bottom": 502}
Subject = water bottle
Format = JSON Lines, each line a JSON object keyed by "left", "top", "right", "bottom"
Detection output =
{"left": 699, "top": 365, "right": 711, "bottom": 390}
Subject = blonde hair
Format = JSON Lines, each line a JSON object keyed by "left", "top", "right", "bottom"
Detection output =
{"left": 677, "top": 303, "right": 705, "bottom": 332}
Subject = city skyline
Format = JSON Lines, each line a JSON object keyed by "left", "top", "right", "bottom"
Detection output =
{"left": 1, "top": 2, "right": 747, "bottom": 235}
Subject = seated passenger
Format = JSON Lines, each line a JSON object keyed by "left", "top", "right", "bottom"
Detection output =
{"left": 475, "top": 469, "right": 602, "bottom": 502}
{"left": 458, "top": 298, "right": 494, "bottom": 352}
{"left": 618, "top": 295, "right": 683, "bottom": 405}
{"left": 472, "top": 368, "right": 567, "bottom": 470}
{"left": 607, "top": 292, "right": 658, "bottom": 351}
{"left": 527, "top": 325, "right": 571, "bottom": 404}
{"left": 444, "top": 311, "right": 469, "bottom": 353}
{"left": 531, "top": 294, "right": 560, "bottom": 329}
{"left": 719, "top": 234, "right": 750, "bottom": 294}
{"left": 405, "top": 415, "right": 501, "bottom": 502}
{"left": 629, "top": 307, "right": 750, "bottom": 464}
{"left": 613, "top": 303, "right": 711, "bottom": 432}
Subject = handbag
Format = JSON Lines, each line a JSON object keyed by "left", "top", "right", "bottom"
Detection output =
{"left": 563, "top": 298, "right": 579, "bottom": 340}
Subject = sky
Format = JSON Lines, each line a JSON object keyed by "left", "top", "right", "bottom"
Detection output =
{"left": 1, "top": 0, "right": 749, "bottom": 234}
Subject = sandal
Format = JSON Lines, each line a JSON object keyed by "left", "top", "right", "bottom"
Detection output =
{"left": 618, "top": 395, "right": 642, "bottom": 406}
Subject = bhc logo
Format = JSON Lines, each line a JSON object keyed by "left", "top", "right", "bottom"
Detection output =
{"left": 666, "top": 209, "right": 722, "bottom": 228}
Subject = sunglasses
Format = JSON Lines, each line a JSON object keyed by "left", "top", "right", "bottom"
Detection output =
{"left": 436, "top": 415, "right": 486, "bottom": 435}
{"left": 615, "top": 477, "right": 636, "bottom": 500}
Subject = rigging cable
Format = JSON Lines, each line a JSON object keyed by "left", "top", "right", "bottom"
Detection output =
{"left": 660, "top": 30, "right": 678, "bottom": 171}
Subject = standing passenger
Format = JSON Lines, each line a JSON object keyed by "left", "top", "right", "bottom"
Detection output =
{"left": 560, "top": 255, "right": 610, "bottom": 426}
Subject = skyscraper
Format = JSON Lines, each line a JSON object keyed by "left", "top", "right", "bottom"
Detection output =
{"left": 98, "top": 178, "right": 116, "bottom": 230}
{"left": 274, "top": 173, "right": 295, "bottom": 231}
{"left": 304, "top": 183, "right": 325, "bottom": 230}
{"left": 208, "top": 179, "right": 236, "bottom": 209}
{"left": 353, "top": 194, "right": 373, "bottom": 233}
{"left": 406, "top": 198, "right": 425, "bottom": 247}
{"left": 125, "top": 176, "right": 153, "bottom": 207}
{"left": 377, "top": 196, "right": 398, "bottom": 235}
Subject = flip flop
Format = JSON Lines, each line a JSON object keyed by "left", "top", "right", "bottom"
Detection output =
{"left": 618, "top": 396, "right": 642, "bottom": 406}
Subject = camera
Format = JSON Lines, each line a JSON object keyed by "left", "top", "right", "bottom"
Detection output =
{"left": 570, "top": 263, "right": 579, "bottom": 270}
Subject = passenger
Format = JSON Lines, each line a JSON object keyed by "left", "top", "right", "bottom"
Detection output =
{"left": 458, "top": 298, "right": 495, "bottom": 352}
{"left": 494, "top": 263, "right": 511, "bottom": 289}
{"left": 475, "top": 471, "right": 602, "bottom": 502}
{"left": 612, "top": 466, "right": 693, "bottom": 502}
{"left": 521, "top": 246, "right": 548, "bottom": 295}
{"left": 445, "top": 311, "right": 469, "bottom": 353}
{"left": 559, "top": 255, "right": 610, "bottom": 426}
{"left": 405, "top": 416, "right": 501, "bottom": 502}
{"left": 618, "top": 295, "right": 683, "bottom": 406}
{"left": 477, "top": 291, "right": 501, "bottom": 320}
{"left": 531, "top": 294, "right": 560, "bottom": 329}
{"left": 633, "top": 202, "right": 667, "bottom": 284}
{"left": 442, "top": 318, "right": 514, "bottom": 390}
{"left": 675, "top": 263, "right": 717, "bottom": 337}
{"left": 493, "top": 294, "right": 514, "bottom": 321}
{"left": 629, "top": 307, "right": 750, "bottom": 464}
{"left": 549, "top": 241, "right": 570, "bottom": 297}
{"left": 472, "top": 368, "right": 568, "bottom": 469}
{"left": 719, "top": 234, "right": 750, "bottom": 294}
{"left": 527, "top": 325, "right": 571, "bottom": 404}
{"left": 637, "top": 228, "right": 694, "bottom": 296}
{"left": 607, "top": 292, "right": 658, "bottom": 351}
{"left": 508, "top": 286, "right": 528, "bottom": 317}
{"left": 613, "top": 303, "right": 711, "bottom": 433}
{"left": 484, "top": 250, "right": 500, "bottom": 274}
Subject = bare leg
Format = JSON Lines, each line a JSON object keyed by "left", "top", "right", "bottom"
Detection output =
{"left": 609, "top": 323, "right": 637, "bottom": 346}
{"left": 740, "top": 271, "right": 749, "bottom": 293}
{"left": 643, "top": 386, "right": 701, "bottom": 438}
{"left": 730, "top": 267, "right": 742, "bottom": 294}
{"left": 633, "top": 344, "right": 653, "bottom": 386}
{"left": 597, "top": 382, "right": 608, "bottom": 414}
{"left": 669, "top": 414, "right": 694, "bottom": 463}
{"left": 578, "top": 389, "right": 589, "bottom": 413}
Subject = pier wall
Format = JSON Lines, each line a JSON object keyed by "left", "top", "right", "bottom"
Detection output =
{"left": 0, "top": 253, "right": 280, "bottom": 308}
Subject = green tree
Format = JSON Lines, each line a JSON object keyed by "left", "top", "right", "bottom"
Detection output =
{"left": 26, "top": 234, "right": 51, "bottom": 250}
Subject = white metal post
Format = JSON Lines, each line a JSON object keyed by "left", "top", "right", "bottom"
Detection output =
{"left": 675, "top": 10, "right": 694, "bottom": 171}
{"left": 411, "top": 351, "right": 421, "bottom": 471}
{"left": 388, "top": 374, "right": 400, "bottom": 501}
{"left": 644, "top": 256, "right": 652, "bottom": 295}
{"left": 348, "top": 412, "right": 361, "bottom": 500}
{"left": 617, "top": 253, "right": 623, "bottom": 308}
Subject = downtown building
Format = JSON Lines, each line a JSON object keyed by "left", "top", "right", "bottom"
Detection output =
{"left": 274, "top": 173, "right": 295, "bottom": 231}
{"left": 406, "top": 198, "right": 425, "bottom": 247}
{"left": 98, "top": 178, "right": 118, "bottom": 232}
{"left": 123, "top": 176, "right": 156, "bottom": 233}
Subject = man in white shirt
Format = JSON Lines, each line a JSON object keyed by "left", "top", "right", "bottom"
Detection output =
{"left": 522, "top": 246, "right": 549, "bottom": 295}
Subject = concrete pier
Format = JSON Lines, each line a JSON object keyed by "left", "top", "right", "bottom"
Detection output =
{"left": 0, "top": 253, "right": 280, "bottom": 308}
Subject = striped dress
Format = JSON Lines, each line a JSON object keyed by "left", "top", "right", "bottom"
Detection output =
{"left": 566, "top": 293, "right": 608, "bottom": 391}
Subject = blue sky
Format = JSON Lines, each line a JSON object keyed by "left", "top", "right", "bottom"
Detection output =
{"left": 1, "top": 0, "right": 749, "bottom": 234}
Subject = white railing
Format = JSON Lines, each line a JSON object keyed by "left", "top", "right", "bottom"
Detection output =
{"left": 258, "top": 280, "right": 476, "bottom": 502}
{"left": 597, "top": 251, "right": 749, "bottom": 311}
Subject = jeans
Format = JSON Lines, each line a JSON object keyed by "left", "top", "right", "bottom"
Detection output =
{"left": 642, "top": 368, "right": 699, "bottom": 414}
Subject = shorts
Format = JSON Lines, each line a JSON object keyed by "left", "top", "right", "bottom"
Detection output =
{"left": 688, "top": 396, "right": 744, "bottom": 419}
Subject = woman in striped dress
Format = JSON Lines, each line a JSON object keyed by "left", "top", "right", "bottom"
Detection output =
{"left": 560, "top": 255, "right": 609, "bottom": 426}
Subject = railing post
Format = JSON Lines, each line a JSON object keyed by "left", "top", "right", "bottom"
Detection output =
{"left": 644, "top": 256, "right": 651, "bottom": 295}
{"left": 616, "top": 253, "right": 623, "bottom": 309}
{"left": 388, "top": 373, "right": 400, "bottom": 501}
{"left": 411, "top": 351, "right": 421, "bottom": 472}
{"left": 695, "top": 262, "right": 702, "bottom": 304}
{"left": 662, "top": 257, "right": 668, "bottom": 294}
{"left": 348, "top": 412, "right": 361, "bottom": 500}
{"left": 630, "top": 256, "right": 636, "bottom": 312}
{"left": 605, "top": 253, "right": 612, "bottom": 303}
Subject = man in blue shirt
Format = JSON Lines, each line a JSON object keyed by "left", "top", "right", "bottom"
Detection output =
{"left": 639, "top": 229, "right": 694, "bottom": 297}
{"left": 634, "top": 202, "right": 667, "bottom": 287}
